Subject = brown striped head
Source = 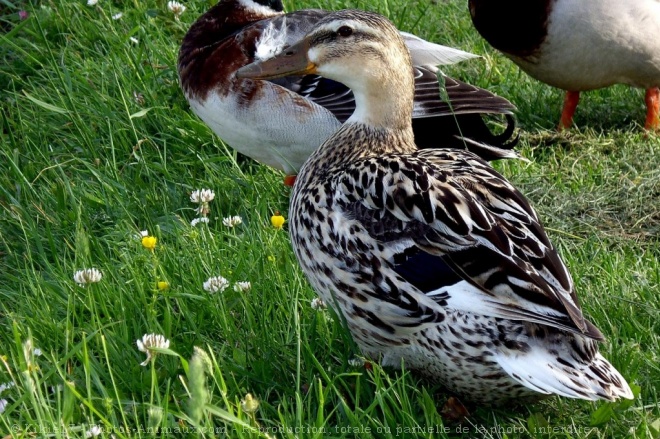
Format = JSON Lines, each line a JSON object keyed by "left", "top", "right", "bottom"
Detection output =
{"left": 238, "top": 9, "right": 415, "bottom": 130}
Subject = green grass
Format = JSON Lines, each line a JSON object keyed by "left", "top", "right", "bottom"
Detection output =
{"left": 1, "top": 0, "right": 659, "bottom": 437}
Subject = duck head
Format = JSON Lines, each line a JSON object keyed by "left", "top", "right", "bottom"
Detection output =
{"left": 237, "top": 9, "right": 416, "bottom": 130}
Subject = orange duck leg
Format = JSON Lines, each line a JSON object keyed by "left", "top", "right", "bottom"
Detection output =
{"left": 645, "top": 87, "right": 660, "bottom": 130}
{"left": 284, "top": 175, "right": 297, "bottom": 187}
{"left": 558, "top": 91, "right": 580, "bottom": 130}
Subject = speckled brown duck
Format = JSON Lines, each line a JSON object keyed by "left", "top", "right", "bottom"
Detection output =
{"left": 237, "top": 9, "right": 635, "bottom": 403}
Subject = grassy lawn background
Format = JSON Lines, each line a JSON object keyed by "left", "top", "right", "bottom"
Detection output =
{"left": 0, "top": 0, "right": 658, "bottom": 437}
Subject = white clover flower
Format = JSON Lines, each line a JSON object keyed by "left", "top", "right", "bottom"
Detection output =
{"left": 348, "top": 357, "right": 365, "bottom": 367}
{"left": 190, "top": 189, "right": 215, "bottom": 217}
{"left": 203, "top": 276, "right": 229, "bottom": 293}
{"left": 167, "top": 1, "right": 186, "bottom": 17}
{"left": 87, "top": 0, "right": 98, "bottom": 6}
{"left": 190, "top": 217, "right": 210, "bottom": 227}
{"left": 310, "top": 297, "right": 326, "bottom": 311}
{"left": 222, "top": 216, "right": 243, "bottom": 228}
{"left": 129, "top": 37, "right": 139, "bottom": 44}
{"left": 112, "top": 12, "right": 122, "bottom": 20}
{"left": 0, "top": 399, "right": 7, "bottom": 414}
{"left": 137, "top": 333, "right": 170, "bottom": 366}
{"left": 233, "top": 281, "right": 251, "bottom": 292}
{"left": 0, "top": 382, "right": 15, "bottom": 394}
{"left": 74, "top": 268, "right": 103, "bottom": 286}
{"left": 85, "top": 425, "right": 103, "bottom": 438}
{"left": 190, "top": 189, "right": 215, "bottom": 204}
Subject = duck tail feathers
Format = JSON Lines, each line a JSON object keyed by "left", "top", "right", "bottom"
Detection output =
{"left": 455, "top": 114, "right": 521, "bottom": 161}
{"left": 495, "top": 349, "right": 633, "bottom": 401}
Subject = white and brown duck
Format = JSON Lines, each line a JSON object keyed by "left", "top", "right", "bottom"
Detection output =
{"left": 469, "top": 0, "right": 660, "bottom": 130}
{"left": 178, "top": 0, "right": 518, "bottom": 184}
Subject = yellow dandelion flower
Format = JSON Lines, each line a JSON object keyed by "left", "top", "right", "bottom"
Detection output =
{"left": 142, "top": 236, "right": 157, "bottom": 251}
{"left": 157, "top": 281, "right": 169, "bottom": 291}
{"left": 270, "top": 211, "right": 285, "bottom": 229}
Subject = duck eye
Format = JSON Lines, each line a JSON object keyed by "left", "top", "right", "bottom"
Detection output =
{"left": 337, "top": 26, "right": 353, "bottom": 37}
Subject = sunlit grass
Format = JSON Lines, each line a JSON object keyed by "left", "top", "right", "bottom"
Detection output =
{"left": 1, "top": 0, "right": 658, "bottom": 438}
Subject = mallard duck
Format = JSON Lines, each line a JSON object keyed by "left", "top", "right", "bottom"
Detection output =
{"left": 236, "top": 9, "right": 634, "bottom": 403}
{"left": 178, "top": 0, "right": 518, "bottom": 182}
{"left": 468, "top": 0, "right": 660, "bottom": 130}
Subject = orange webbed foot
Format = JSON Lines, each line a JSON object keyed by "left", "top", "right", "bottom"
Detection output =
{"left": 558, "top": 91, "right": 580, "bottom": 131}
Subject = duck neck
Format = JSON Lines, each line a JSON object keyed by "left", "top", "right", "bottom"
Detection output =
{"left": 346, "top": 69, "right": 415, "bottom": 131}
{"left": 298, "top": 122, "right": 416, "bottom": 182}
{"left": 297, "top": 57, "right": 417, "bottom": 179}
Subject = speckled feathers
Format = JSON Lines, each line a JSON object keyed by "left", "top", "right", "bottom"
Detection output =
{"left": 282, "top": 10, "right": 633, "bottom": 403}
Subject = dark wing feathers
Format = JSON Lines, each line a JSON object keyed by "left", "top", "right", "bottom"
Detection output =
{"left": 334, "top": 149, "right": 602, "bottom": 339}
{"left": 298, "top": 75, "right": 356, "bottom": 123}
{"left": 393, "top": 250, "right": 463, "bottom": 293}
{"left": 412, "top": 67, "right": 515, "bottom": 117}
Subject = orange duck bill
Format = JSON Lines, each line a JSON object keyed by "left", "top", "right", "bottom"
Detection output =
{"left": 236, "top": 38, "right": 316, "bottom": 80}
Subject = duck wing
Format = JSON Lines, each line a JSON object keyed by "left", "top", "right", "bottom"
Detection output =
{"left": 413, "top": 66, "right": 515, "bottom": 117}
{"left": 333, "top": 149, "right": 602, "bottom": 339}
{"left": 412, "top": 67, "right": 518, "bottom": 156}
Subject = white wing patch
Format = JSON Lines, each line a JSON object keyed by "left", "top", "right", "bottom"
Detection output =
{"left": 429, "top": 279, "right": 581, "bottom": 334}
{"left": 238, "top": 0, "right": 282, "bottom": 18}
{"left": 495, "top": 350, "right": 632, "bottom": 401}
{"left": 255, "top": 19, "right": 289, "bottom": 61}
{"left": 401, "top": 31, "right": 479, "bottom": 67}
